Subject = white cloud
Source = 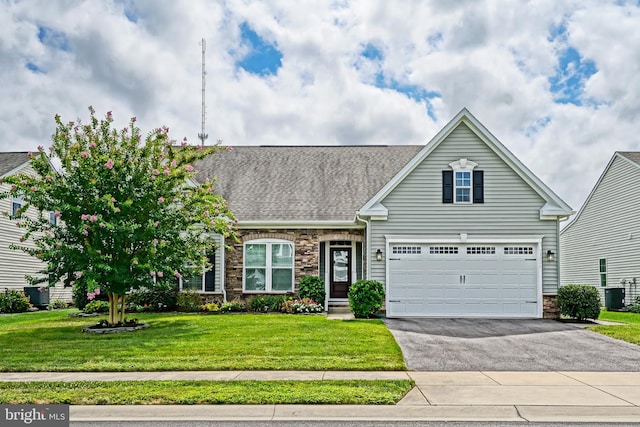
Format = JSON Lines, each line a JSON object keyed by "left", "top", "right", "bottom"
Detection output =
{"left": 1, "top": 0, "right": 640, "bottom": 211}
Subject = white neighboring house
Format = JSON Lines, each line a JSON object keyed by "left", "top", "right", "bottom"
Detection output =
{"left": 560, "top": 152, "right": 640, "bottom": 305}
{"left": 0, "top": 152, "right": 70, "bottom": 302}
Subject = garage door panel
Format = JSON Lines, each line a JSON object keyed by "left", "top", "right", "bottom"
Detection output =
{"left": 387, "top": 243, "right": 539, "bottom": 318}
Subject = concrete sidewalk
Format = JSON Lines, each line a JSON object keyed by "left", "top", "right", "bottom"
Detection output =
{"left": 2, "top": 370, "right": 640, "bottom": 422}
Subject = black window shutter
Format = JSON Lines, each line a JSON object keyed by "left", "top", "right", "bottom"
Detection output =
{"left": 204, "top": 252, "right": 216, "bottom": 292}
{"left": 442, "top": 171, "right": 453, "bottom": 203}
{"left": 473, "top": 170, "right": 484, "bottom": 203}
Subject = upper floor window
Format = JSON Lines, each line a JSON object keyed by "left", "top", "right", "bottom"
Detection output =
{"left": 244, "top": 239, "right": 294, "bottom": 292}
{"left": 11, "top": 195, "right": 23, "bottom": 218}
{"left": 442, "top": 159, "right": 484, "bottom": 204}
{"left": 599, "top": 258, "right": 607, "bottom": 287}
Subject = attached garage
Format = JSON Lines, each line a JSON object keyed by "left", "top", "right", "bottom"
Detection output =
{"left": 386, "top": 240, "right": 542, "bottom": 318}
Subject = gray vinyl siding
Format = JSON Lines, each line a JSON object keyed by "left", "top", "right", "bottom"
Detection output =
{"left": 0, "top": 164, "right": 71, "bottom": 302}
{"left": 560, "top": 155, "right": 640, "bottom": 304}
{"left": 369, "top": 123, "right": 560, "bottom": 293}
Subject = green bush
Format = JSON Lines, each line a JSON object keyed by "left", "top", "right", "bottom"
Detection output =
{"left": 557, "top": 284, "right": 601, "bottom": 321}
{"left": 220, "top": 299, "right": 245, "bottom": 313}
{"left": 49, "top": 299, "right": 68, "bottom": 310}
{"left": 248, "top": 295, "right": 287, "bottom": 312}
{"left": 83, "top": 300, "right": 110, "bottom": 314}
{"left": 348, "top": 280, "right": 385, "bottom": 319}
{"left": 127, "top": 283, "right": 178, "bottom": 312}
{"left": 0, "top": 289, "right": 31, "bottom": 313}
{"left": 297, "top": 276, "right": 326, "bottom": 308}
{"left": 176, "top": 290, "right": 202, "bottom": 312}
{"left": 630, "top": 296, "right": 640, "bottom": 314}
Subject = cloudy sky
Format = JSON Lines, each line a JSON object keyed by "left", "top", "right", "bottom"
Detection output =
{"left": 2, "top": 0, "right": 640, "bottom": 212}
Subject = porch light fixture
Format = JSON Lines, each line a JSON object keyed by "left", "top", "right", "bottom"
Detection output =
{"left": 546, "top": 250, "right": 555, "bottom": 262}
{"left": 376, "top": 249, "right": 383, "bottom": 262}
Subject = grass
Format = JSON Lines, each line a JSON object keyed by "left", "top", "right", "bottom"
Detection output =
{"left": 589, "top": 310, "right": 640, "bottom": 346}
{"left": 0, "top": 380, "right": 414, "bottom": 405}
{"left": 0, "top": 310, "right": 405, "bottom": 372}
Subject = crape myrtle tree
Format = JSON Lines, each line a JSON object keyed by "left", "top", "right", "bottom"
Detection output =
{"left": 0, "top": 107, "right": 236, "bottom": 326}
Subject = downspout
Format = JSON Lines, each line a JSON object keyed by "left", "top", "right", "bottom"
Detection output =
{"left": 221, "top": 235, "right": 227, "bottom": 303}
{"left": 355, "top": 214, "right": 370, "bottom": 279}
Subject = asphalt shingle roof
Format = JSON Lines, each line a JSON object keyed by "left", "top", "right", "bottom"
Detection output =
{"left": 618, "top": 151, "right": 640, "bottom": 166}
{"left": 195, "top": 146, "right": 423, "bottom": 222}
{"left": 0, "top": 152, "right": 30, "bottom": 177}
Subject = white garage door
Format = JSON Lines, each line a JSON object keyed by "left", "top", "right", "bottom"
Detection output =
{"left": 387, "top": 243, "right": 539, "bottom": 318}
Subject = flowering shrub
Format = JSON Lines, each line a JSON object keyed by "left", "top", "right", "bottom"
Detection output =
{"left": 176, "top": 290, "right": 202, "bottom": 312}
{"left": 248, "top": 295, "right": 287, "bottom": 312}
{"left": 49, "top": 299, "right": 68, "bottom": 310}
{"left": 199, "top": 302, "right": 220, "bottom": 312}
{"left": 220, "top": 299, "right": 245, "bottom": 313}
{"left": 281, "top": 297, "right": 323, "bottom": 314}
{"left": 0, "top": 289, "right": 31, "bottom": 313}
{"left": 297, "top": 276, "right": 325, "bottom": 308}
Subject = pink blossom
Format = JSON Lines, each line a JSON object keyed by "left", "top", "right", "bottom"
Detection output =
{"left": 184, "top": 165, "right": 194, "bottom": 172}
{"left": 70, "top": 280, "right": 75, "bottom": 286}
{"left": 132, "top": 259, "right": 139, "bottom": 265}
{"left": 105, "top": 159, "right": 114, "bottom": 169}
{"left": 174, "top": 271, "right": 182, "bottom": 279}
{"left": 163, "top": 169, "right": 170, "bottom": 176}
{"left": 89, "top": 215, "right": 98, "bottom": 222}
{"left": 82, "top": 229, "right": 88, "bottom": 236}
{"left": 197, "top": 145, "right": 202, "bottom": 150}
{"left": 111, "top": 197, "right": 116, "bottom": 203}
{"left": 49, "top": 146, "right": 54, "bottom": 153}
{"left": 114, "top": 207, "right": 120, "bottom": 213}
{"left": 94, "top": 288, "right": 100, "bottom": 295}
{"left": 56, "top": 242, "right": 62, "bottom": 248}
{"left": 153, "top": 238, "right": 159, "bottom": 245}
{"left": 226, "top": 146, "right": 233, "bottom": 151}
{"left": 38, "top": 286, "right": 45, "bottom": 292}
{"left": 81, "top": 214, "right": 89, "bottom": 221}
{"left": 152, "top": 169, "right": 159, "bottom": 175}
{"left": 28, "top": 151, "right": 33, "bottom": 157}
{"left": 158, "top": 197, "right": 165, "bottom": 203}
{"left": 90, "top": 142, "right": 96, "bottom": 149}
{"left": 87, "top": 292, "right": 95, "bottom": 300}
{"left": 131, "top": 116, "right": 137, "bottom": 122}
{"left": 30, "top": 186, "right": 37, "bottom": 191}
{"left": 81, "top": 151, "right": 89, "bottom": 158}
{"left": 153, "top": 221, "right": 159, "bottom": 227}
{"left": 54, "top": 210, "right": 61, "bottom": 217}
{"left": 45, "top": 175, "right": 52, "bottom": 182}
{"left": 99, "top": 222, "right": 106, "bottom": 228}
{"left": 37, "top": 145, "right": 44, "bottom": 152}
{"left": 150, "top": 271, "right": 156, "bottom": 277}
{"left": 157, "top": 271, "right": 163, "bottom": 278}
{"left": 170, "top": 160, "right": 177, "bottom": 167}
{"left": 75, "top": 271, "right": 83, "bottom": 278}
{"left": 107, "top": 111, "right": 112, "bottom": 117}
{"left": 204, "top": 211, "right": 210, "bottom": 217}
{"left": 21, "top": 180, "right": 27, "bottom": 184}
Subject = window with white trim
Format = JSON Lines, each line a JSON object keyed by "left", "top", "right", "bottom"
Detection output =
{"left": 179, "top": 252, "right": 217, "bottom": 292}
{"left": 599, "top": 258, "right": 607, "bottom": 287}
{"left": 244, "top": 239, "right": 294, "bottom": 292}
{"left": 443, "top": 159, "right": 484, "bottom": 204}
{"left": 11, "top": 195, "right": 22, "bottom": 218}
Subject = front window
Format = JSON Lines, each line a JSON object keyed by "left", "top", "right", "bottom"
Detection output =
{"left": 244, "top": 239, "right": 294, "bottom": 292}
{"left": 455, "top": 171, "right": 471, "bottom": 202}
{"left": 179, "top": 253, "right": 217, "bottom": 292}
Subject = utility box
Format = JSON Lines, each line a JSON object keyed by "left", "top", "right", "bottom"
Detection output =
{"left": 23, "top": 286, "right": 49, "bottom": 308}
{"left": 604, "top": 287, "right": 625, "bottom": 310}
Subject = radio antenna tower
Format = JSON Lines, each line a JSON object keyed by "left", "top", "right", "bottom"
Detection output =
{"left": 198, "top": 38, "right": 208, "bottom": 144}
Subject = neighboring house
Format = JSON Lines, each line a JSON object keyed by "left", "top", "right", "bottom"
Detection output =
{"left": 560, "top": 152, "right": 640, "bottom": 305}
{"left": 0, "top": 152, "right": 70, "bottom": 301}
{"left": 195, "top": 108, "right": 573, "bottom": 318}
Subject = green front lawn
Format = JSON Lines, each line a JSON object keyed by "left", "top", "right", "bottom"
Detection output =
{"left": 0, "top": 380, "right": 413, "bottom": 405}
{"left": 589, "top": 310, "right": 640, "bottom": 346}
{"left": 0, "top": 310, "right": 405, "bottom": 371}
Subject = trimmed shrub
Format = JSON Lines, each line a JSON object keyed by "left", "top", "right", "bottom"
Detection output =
{"left": 49, "top": 299, "right": 68, "bottom": 310}
{"left": 348, "top": 280, "right": 385, "bottom": 318}
{"left": 0, "top": 289, "right": 31, "bottom": 313}
{"left": 83, "top": 300, "right": 110, "bottom": 314}
{"left": 176, "top": 290, "right": 202, "bottom": 312}
{"left": 297, "top": 276, "right": 326, "bottom": 308}
{"left": 127, "top": 283, "right": 178, "bottom": 312}
{"left": 557, "top": 284, "right": 601, "bottom": 321}
{"left": 248, "top": 295, "right": 287, "bottom": 313}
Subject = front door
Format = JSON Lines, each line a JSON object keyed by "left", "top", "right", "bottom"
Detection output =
{"left": 330, "top": 248, "right": 352, "bottom": 299}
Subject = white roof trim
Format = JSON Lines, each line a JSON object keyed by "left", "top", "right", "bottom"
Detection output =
{"left": 359, "top": 108, "right": 574, "bottom": 218}
{"left": 238, "top": 220, "right": 364, "bottom": 229}
{"left": 561, "top": 152, "right": 636, "bottom": 234}
{"left": 0, "top": 160, "right": 31, "bottom": 179}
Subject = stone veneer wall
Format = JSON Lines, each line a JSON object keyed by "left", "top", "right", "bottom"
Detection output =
{"left": 224, "top": 228, "right": 365, "bottom": 302}
{"left": 542, "top": 294, "right": 560, "bottom": 319}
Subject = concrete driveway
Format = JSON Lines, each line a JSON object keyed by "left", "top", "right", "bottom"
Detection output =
{"left": 383, "top": 318, "right": 640, "bottom": 371}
